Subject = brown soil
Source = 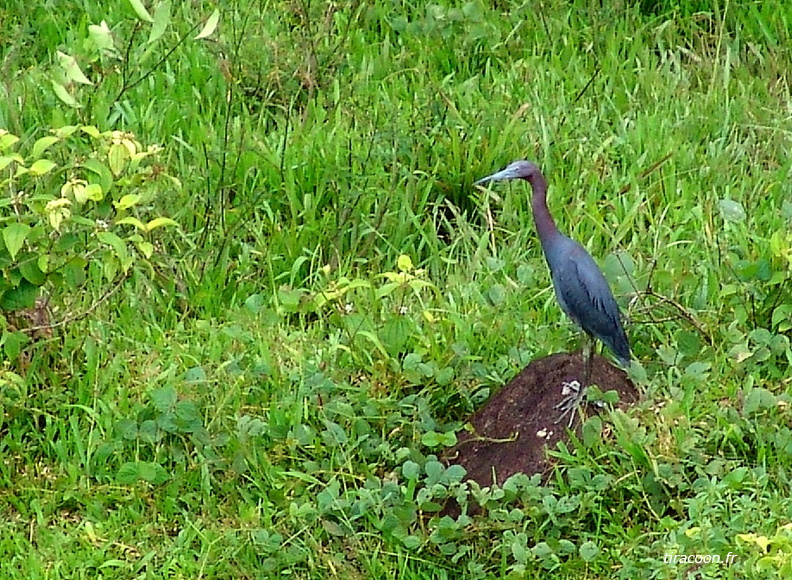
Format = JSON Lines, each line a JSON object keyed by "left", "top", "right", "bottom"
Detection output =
{"left": 444, "top": 350, "right": 638, "bottom": 489}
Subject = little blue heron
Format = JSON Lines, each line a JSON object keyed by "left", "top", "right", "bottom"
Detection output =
{"left": 474, "top": 160, "right": 631, "bottom": 426}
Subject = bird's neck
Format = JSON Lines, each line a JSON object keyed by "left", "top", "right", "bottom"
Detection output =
{"left": 528, "top": 174, "right": 560, "bottom": 244}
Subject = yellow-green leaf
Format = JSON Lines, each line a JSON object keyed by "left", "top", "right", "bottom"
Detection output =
{"left": 126, "top": 0, "right": 154, "bottom": 22}
{"left": 56, "top": 51, "right": 93, "bottom": 85}
{"left": 80, "top": 125, "right": 101, "bottom": 138}
{"left": 116, "top": 217, "right": 146, "bottom": 230}
{"left": 31, "top": 136, "right": 60, "bottom": 159}
{"left": 3, "top": 223, "right": 31, "bottom": 260}
{"left": 88, "top": 20, "right": 115, "bottom": 53}
{"left": 195, "top": 9, "right": 220, "bottom": 40}
{"left": 85, "top": 183, "right": 104, "bottom": 202}
{"left": 149, "top": 0, "right": 172, "bottom": 43}
{"left": 53, "top": 125, "right": 79, "bottom": 139}
{"left": 108, "top": 143, "right": 129, "bottom": 175}
{"left": 146, "top": 217, "right": 179, "bottom": 231}
{"left": 29, "top": 159, "right": 57, "bottom": 176}
{"left": 397, "top": 254, "right": 414, "bottom": 272}
{"left": 114, "top": 194, "right": 141, "bottom": 210}
{"left": 45, "top": 198, "right": 72, "bottom": 231}
{"left": 0, "top": 132, "right": 20, "bottom": 151}
{"left": 51, "top": 81, "right": 81, "bottom": 108}
{"left": 0, "top": 154, "right": 24, "bottom": 171}
{"left": 136, "top": 240, "right": 154, "bottom": 259}
{"left": 69, "top": 181, "right": 102, "bottom": 204}
{"left": 38, "top": 254, "right": 49, "bottom": 274}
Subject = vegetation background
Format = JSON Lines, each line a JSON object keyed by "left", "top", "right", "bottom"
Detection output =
{"left": 1, "top": 0, "right": 791, "bottom": 578}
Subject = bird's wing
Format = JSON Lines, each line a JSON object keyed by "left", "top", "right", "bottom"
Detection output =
{"left": 553, "top": 244, "right": 623, "bottom": 336}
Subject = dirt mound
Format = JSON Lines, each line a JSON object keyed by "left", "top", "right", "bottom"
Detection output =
{"left": 445, "top": 351, "right": 638, "bottom": 488}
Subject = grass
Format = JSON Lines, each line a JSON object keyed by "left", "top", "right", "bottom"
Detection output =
{"left": 1, "top": 0, "right": 792, "bottom": 577}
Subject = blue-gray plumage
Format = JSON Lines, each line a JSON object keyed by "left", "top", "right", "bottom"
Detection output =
{"left": 474, "top": 160, "right": 631, "bottom": 367}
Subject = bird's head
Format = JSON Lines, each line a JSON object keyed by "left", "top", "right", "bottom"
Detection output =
{"left": 474, "top": 160, "right": 541, "bottom": 186}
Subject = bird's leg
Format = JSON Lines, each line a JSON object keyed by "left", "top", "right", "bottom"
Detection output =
{"left": 555, "top": 334, "right": 595, "bottom": 427}
{"left": 583, "top": 334, "right": 594, "bottom": 387}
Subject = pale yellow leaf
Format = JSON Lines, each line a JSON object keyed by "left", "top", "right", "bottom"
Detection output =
{"left": 195, "top": 9, "right": 220, "bottom": 40}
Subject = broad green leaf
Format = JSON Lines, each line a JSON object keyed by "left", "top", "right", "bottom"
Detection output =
{"left": 718, "top": 198, "right": 746, "bottom": 222}
{"left": 516, "top": 263, "right": 535, "bottom": 285}
{"left": 321, "top": 420, "right": 347, "bottom": 446}
{"left": 51, "top": 81, "right": 81, "bottom": 108}
{"left": 402, "top": 460, "right": 420, "bottom": 480}
{"left": 151, "top": 385, "right": 177, "bottom": 412}
{"left": 31, "top": 136, "right": 59, "bottom": 159}
{"left": 2, "top": 330, "right": 30, "bottom": 360}
{"left": 114, "top": 194, "right": 141, "bottom": 210}
{"left": 744, "top": 387, "right": 776, "bottom": 415}
{"left": 148, "top": 0, "right": 172, "bottom": 43}
{"left": 126, "top": 0, "right": 154, "bottom": 22}
{"left": 380, "top": 317, "right": 411, "bottom": 356}
{"left": 174, "top": 400, "right": 201, "bottom": 424}
{"left": 195, "top": 9, "right": 220, "bottom": 40}
{"left": 184, "top": 367, "right": 206, "bottom": 382}
{"left": 511, "top": 539, "right": 529, "bottom": 564}
{"left": 20, "top": 260, "right": 46, "bottom": 286}
{"left": 81, "top": 158, "right": 113, "bottom": 192}
{"left": 579, "top": 541, "right": 600, "bottom": 562}
{"left": 116, "top": 462, "right": 140, "bottom": 484}
{"left": 56, "top": 51, "right": 93, "bottom": 85}
{"left": 444, "top": 464, "right": 465, "bottom": 483}
{"left": 0, "top": 279, "right": 38, "bottom": 311}
{"left": 53, "top": 232, "right": 79, "bottom": 253}
{"left": 773, "top": 304, "right": 792, "bottom": 332}
{"left": 421, "top": 431, "right": 442, "bottom": 447}
{"left": 487, "top": 283, "right": 506, "bottom": 306}
{"left": 3, "top": 223, "right": 30, "bottom": 260}
{"left": 97, "top": 231, "right": 129, "bottom": 271}
{"left": 29, "top": 159, "right": 57, "bottom": 176}
{"left": 37, "top": 254, "right": 49, "bottom": 274}
{"left": 63, "top": 257, "right": 87, "bottom": 288}
{"left": 146, "top": 217, "right": 179, "bottom": 231}
{"left": 435, "top": 366, "right": 453, "bottom": 385}
{"left": 138, "top": 420, "right": 160, "bottom": 443}
{"left": 116, "top": 217, "right": 146, "bottom": 230}
{"left": 425, "top": 460, "right": 445, "bottom": 483}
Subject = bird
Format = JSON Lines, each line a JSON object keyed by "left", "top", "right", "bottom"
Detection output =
{"left": 474, "top": 160, "right": 631, "bottom": 426}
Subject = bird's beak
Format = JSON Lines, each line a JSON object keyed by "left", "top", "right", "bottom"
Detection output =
{"left": 474, "top": 165, "right": 519, "bottom": 186}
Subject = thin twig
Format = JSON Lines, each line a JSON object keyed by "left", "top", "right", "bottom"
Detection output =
{"left": 632, "top": 287, "right": 714, "bottom": 346}
{"left": 19, "top": 274, "right": 129, "bottom": 335}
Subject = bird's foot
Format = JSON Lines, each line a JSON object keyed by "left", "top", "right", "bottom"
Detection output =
{"left": 554, "top": 380, "right": 587, "bottom": 428}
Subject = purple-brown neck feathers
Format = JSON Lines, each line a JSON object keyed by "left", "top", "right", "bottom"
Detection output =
{"left": 524, "top": 168, "right": 560, "bottom": 246}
